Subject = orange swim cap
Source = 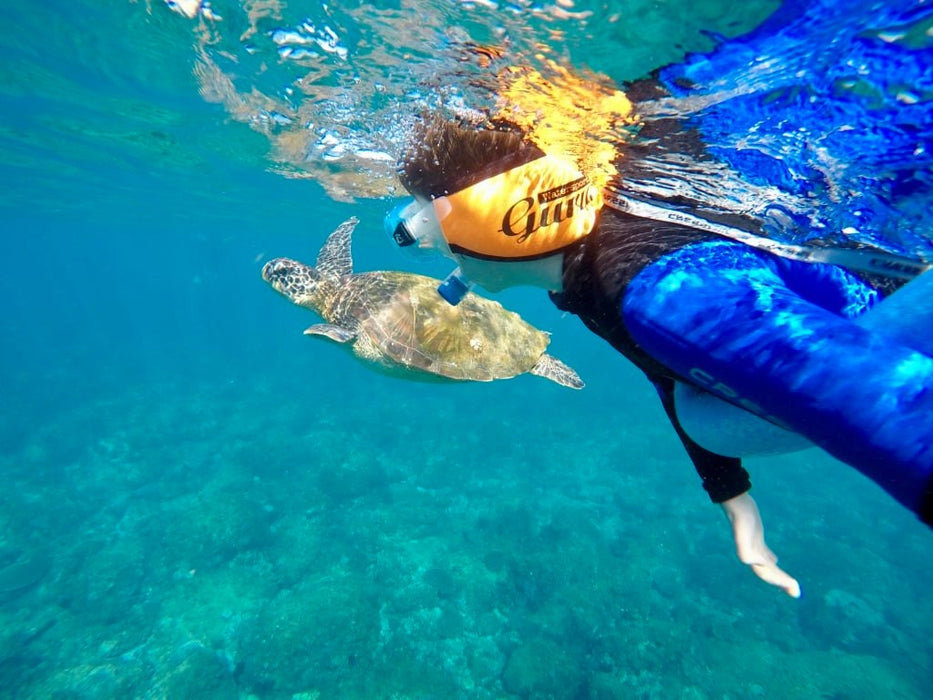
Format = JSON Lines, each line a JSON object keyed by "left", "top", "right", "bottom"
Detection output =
{"left": 432, "top": 154, "right": 602, "bottom": 260}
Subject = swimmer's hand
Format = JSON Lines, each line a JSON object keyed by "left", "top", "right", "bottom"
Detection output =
{"left": 721, "top": 492, "right": 801, "bottom": 599}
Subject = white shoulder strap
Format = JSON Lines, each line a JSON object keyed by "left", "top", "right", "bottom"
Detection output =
{"left": 604, "top": 189, "right": 930, "bottom": 281}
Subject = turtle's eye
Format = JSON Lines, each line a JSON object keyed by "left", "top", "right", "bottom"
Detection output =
{"left": 262, "top": 259, "right": 293, "bottom": 283}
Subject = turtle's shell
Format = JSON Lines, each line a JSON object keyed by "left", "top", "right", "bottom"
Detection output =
{"left": 332, "top": 271, "right": 550, "bottom": 381}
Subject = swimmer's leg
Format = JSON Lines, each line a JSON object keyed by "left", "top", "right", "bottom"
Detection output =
{"left": 623, "top": 240, "right": 933, "bottom": 525}
{"left": 675, "top": 268, "right": 933, "bottom": 457}
{"left": 856, "top": 270, "right": 933, "bottom": 357}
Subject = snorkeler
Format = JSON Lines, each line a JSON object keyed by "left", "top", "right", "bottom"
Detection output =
{"left": 384, "top": 112, "right": 933, "bottom": 599}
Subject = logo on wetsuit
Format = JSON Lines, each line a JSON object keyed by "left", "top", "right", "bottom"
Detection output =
{"left": 432, "top": 154, "right": 602, "bottom": 260}
{"left": 688, "top": 367, "right": 791, "bottom": 430}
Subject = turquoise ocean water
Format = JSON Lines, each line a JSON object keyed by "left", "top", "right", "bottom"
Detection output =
{"left": 1, "top": 1, "right": 931, "bottom": 697}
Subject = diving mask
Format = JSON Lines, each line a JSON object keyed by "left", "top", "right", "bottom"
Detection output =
{"left": 389, "top": 154, "right": 600, "bottom": 260}
{"left": 386, "top": 153, "right": 601, "bottom": 305}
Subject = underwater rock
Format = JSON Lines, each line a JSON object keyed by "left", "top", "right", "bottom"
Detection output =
{"left": 502, "top": 638, "right": 584, "bottom": 697}
{"left": 822, "top": 588, "right": 888, "bottom": 652}
{"left": 55, "top": 665, "right": 125, "bottom": 698}
{"left": 236, "top": 577, "right": 380, "bottom": 695}
{"left": 648, "top": 564, "right": 683, "bottom": 600}
{"left": 0, "top": 549, "right": 50, "bottom": 597}
{"left": 422, "top": 565, "right": 459, "bottom": 600}
{"left": 587, "top": 671, "right": 632, "bottom": 700}
{"left": 823, "top": 589, "right": 885, "bottom": 628}
{"left": 316, "top": 456, "right": 390, "bottom": 504}
{"left": 156, "top": 486, "right": 278, "bottom": 570}
{"left": 161, "top": 644, "right": 238, "bottom": 698}
{"left": 465, "top": 636, "right": 506, "bottom": 683}
{"left": 63, "top": 545, "right": 146, "bottom": 624}
{"left": 799, "top": 587, "right": 889, "bottom": 654}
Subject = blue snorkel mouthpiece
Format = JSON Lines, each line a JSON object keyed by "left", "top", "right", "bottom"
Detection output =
{"left": 437, "top": 267, "right": 473, "bottom": 306}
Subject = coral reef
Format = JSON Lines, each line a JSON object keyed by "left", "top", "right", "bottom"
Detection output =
{"left": 0, "top": 369, "right": 929, "bottom": 698}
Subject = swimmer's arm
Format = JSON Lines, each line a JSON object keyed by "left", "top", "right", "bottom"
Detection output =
{"left": 652, "top": 376, "right": 801, "bottom": 598}
{"left": 651, "top": 377, "right": 751, "bottom": 500}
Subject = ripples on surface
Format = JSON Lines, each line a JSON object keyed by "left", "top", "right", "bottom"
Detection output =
{"left": 162, "top": 1, "right": 933, "bottom": 260}
{"left": 140, "top": 0, "right": 779, "bottom": 199}
{"left": 2, "top": 0, "right": 931, "bottom": 259}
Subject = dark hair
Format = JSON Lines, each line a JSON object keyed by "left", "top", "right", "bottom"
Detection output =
{"left": 398, "top": 114, "right": 544, "bottom": 199}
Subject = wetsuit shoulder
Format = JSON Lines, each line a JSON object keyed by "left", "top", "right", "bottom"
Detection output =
{"left": 552, "top": 207, "right": 713, "bottom": 378}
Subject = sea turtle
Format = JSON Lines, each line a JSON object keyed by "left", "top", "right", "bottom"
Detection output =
{"left": 261, "top": 217, "right": 583, "bottom": 389}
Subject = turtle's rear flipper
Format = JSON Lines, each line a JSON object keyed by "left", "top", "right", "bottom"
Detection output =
{"left": 304, "top": 324, "right": 356, "bottom": 343}
{"left": 531, "top": 354, "right": 584, "bottom": 389}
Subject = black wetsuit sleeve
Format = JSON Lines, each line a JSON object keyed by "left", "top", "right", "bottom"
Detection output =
{"left": 651, "top": 376, "right": 751, "bottom": 503}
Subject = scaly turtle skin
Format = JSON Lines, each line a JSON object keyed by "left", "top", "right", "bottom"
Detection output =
{"left": 261, "top": 217, "right": 583, "bottom": 389}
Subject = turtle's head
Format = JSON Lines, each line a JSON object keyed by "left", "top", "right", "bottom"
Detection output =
{"left": 262, "top": 257, "right": 328, "bottom": 310}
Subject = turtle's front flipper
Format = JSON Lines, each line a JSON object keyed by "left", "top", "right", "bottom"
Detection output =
{"left": 304, "top": 324, "right": 356, "bottom": 343}
{"left": 315, "top": 217, "right": 358, "bottom": 279}
{"left": 531, "top": 354, "right": 584, "bottom": 389}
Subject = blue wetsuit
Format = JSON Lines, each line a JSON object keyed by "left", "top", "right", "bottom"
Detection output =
{"left": 552, "top": 207, "right": 933, "bottom": 526}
